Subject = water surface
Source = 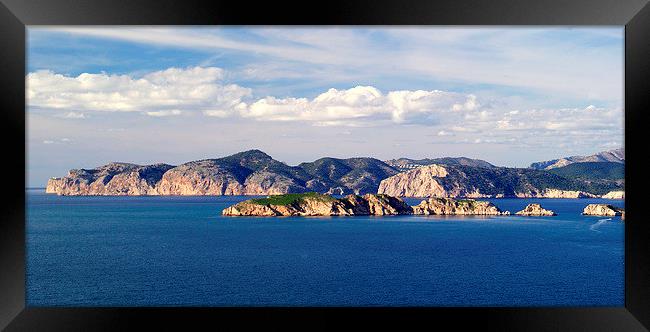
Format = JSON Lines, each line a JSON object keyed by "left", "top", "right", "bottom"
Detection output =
{"left": 26, "top": 190, "right": 624, "bottom": 306}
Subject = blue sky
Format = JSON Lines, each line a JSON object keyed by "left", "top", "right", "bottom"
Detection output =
{"left": 27, "top": 27, "right": 624, "bottom": 187}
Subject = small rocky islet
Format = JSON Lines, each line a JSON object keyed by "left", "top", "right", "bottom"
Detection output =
{"left": 582, "top": 204, "right": 625, "bottom": 217}
{"left": 515, "top": 203, "right": 557, "bottom": 216}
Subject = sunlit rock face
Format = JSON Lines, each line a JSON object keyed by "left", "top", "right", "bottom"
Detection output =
{"left": 582, "top": 204, "right": 624, "bottom": 216}
{"left": 515, "top": 204, "right": 556, "bottom": 216}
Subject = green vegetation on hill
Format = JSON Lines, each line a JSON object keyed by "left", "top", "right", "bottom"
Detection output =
{"left": 249, "top": 192, "right": 336, "bottom": 206}
{"left": 547, "top": 162, "right": 624, "bottom": 181}
{"left": 435, "top": 165, "right": 622, "bottom": 196}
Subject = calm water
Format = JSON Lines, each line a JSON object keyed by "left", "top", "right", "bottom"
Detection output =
{"left": 26, "top": 189, "right": 624, "bottom": 306}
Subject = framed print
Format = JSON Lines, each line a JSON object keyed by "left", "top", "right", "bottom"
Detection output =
{"left": 1, "top": 0, "right": 649, "bottom": 330}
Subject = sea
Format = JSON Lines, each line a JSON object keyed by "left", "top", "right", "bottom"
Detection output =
{"left": 26, "top": 189, "right": 624, "bottom": 306}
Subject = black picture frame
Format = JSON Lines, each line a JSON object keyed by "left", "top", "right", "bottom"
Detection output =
{"left": 1, "top": 0, "right": 649, "bottom": 330}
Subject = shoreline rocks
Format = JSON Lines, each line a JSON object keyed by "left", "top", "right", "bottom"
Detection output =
{"left": 582, "top": 204, "right": 624, "bottom": 216}
{"left": 515, "top": 204, "right": 556, "bottom": 216}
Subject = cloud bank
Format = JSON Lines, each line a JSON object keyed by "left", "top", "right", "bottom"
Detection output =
{"left": 28, "top": 67, "right": 487, "bottom": 126}
{"left": 27, "top": 67, "right": 251, "bottom": 116}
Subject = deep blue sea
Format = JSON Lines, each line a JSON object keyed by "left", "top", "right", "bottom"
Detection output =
{"left": 26, "top": 189, "right": 624, "bottom": 306}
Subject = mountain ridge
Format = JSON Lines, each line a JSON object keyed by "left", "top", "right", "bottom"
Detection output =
{"left": 529, "top": 148, "right": 624, "bottom": 170}
{"left": 46, "top": 149, "right": 625, "bottom": 198}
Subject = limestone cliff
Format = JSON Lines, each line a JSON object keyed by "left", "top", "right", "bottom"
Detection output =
{"left": 515, "top": 204, "right": 556, "bottom": 216}
{"left": 47, "top": 150, "right": 398, "bottom": 196}
{"left": 377, "top": 164, "right": 603, "bottom": 198}
{"left": 46, "top": 163, "right": 174, "bottom": 196}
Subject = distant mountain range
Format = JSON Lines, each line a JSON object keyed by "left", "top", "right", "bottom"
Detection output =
{"left": 46, "top": 148, "right": 624, "bottom": 198}
{"left": 529, "top": 148, "right": 624, "bottom": 170}
{"left": 385, "top": 157, "right": 495, "bottom": 171}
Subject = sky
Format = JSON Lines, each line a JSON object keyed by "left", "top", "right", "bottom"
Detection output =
{"left": 26, "top": 27, "right": 624, "bottom": 187}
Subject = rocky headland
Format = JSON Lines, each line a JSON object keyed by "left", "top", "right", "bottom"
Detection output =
{"left": 601, "top": 191, "right": 625, "bottom": 199}
{"left": 515, "top": 204, "right": 556, "bottom": 216}
{"left": 222, "top": 193, "right": 509, "bottom": 217}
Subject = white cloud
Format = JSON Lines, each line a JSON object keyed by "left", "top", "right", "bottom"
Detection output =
{"left": 61, "top": 112, "right": 86, "bottom": 119}
{"left": 145, "top": 110, "right": 183, "bottom": 117}
{"left": 243, "top": 86, "right": 481, "bottom": 126}
{"left": 27, "top": 66, "right": 251, "bottom": 116}
{"left": 37, "top": 27, "right": 623, "bottom": 102}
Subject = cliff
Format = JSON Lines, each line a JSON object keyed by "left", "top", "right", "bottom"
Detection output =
{"left": 222, "top": 193, "right": 509, "bottom": 217}
{"left": 46, "top": 150, "right": 398, "bottom": 196}
{"left": 46, "top": 163, "right": 174, "bottom": 195}
{"left": 515, "top": 204, "right": 556, "bottom": 216}
{"left": 377, "top": 164, "right": 607, "bottom": 198}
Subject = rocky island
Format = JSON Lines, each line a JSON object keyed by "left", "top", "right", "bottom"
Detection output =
{"left": 222, "top": 193, "right": 509, "bottom": 217}
{"left": 582, "top": 204, "right": 625, "bottom": 216}
{"left": 515, "top": 204, "right": 556, "bottom": 216}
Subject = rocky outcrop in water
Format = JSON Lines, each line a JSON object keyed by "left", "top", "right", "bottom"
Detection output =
{"left": 222, "top": 193, "right": 412, "bottom": 216}
{"left": 515, "top": 204, "right": 556, "bottom": 216}
{"left": 222, "top": 193, "right": 511, "bottom": 217}
{"left": 582, "top": 204, "right": 624, "bottom": 216}
{"left": 411, "top": 197, "right": 509, "bottom": 215}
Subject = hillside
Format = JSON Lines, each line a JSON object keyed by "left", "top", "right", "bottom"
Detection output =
{"left": 529, "top": 148, "right": 624, "bottom": 170}
{"left": 47, "top": 150, "right": 398, "bottom": 196}
{"left": 385, "top": 157, "right": 495, "bottom": 172}
{"left": 46, "top": 150, "right": 623, "bottom": 197}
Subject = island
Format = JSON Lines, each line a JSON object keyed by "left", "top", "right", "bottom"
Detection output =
{"left": 515, "top": 204, "right": 557, "bottom": 216}
{"left": 582, "top": 204, "right": 625, "bottom": 217}
{"left": 222, "top": 193, "right": 510, "bottom": 217}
